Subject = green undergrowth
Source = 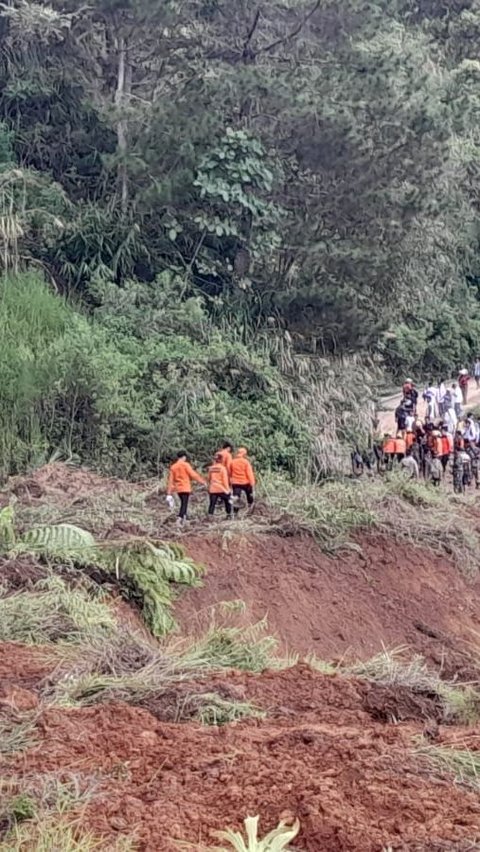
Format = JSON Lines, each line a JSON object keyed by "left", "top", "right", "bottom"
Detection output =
{"left": 261, "top": 471, "right": 480, "bottom": 574}
{"left": 0, "top": 776, "right": 136, "bottom": 851}
{"left": 417, "top": 744, "right": 480, "bottom": 792}
{"left": 0, "top": 716, "right": 38, "bottom": 755}
{"left": 48, "top": 620, "right": 279, "bottom": 709}
{"left": 0, "top": 575, "right": 116, "bottom": 644}
{"left": 189, "top": 693, "right": 265, "bottom": 726}
{"left": 0, "top": 508, "right": 202, "bottom": 637}
{"left": 346, "top": 648, "right": 480, "bottom": 725}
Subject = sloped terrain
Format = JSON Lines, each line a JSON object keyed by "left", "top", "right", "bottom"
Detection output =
{"left": 179, "top": 534, "right": 480, "bottom": 668}
{"left": 2, "top": 464, "right": 480, "bottom": 851}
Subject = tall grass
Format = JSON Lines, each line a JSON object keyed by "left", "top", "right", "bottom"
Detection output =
{"left": 0, "top": 273, "right": 70, "bottom": 474}
{"left": 0, "top": 575, "right": 116, "bottom": 644}
{"left": 418, "top": 744, "right": 480, "bottom": 791}
{"left": 261, "top": 471, "right": 480, "bottom": 573}
{"left": 346, "top": 647, "right": 480, "bottom": 724}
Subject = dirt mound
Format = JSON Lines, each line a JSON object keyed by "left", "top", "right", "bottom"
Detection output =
{"left": 142, "top": 664, "right": 447, "bottom": 728}
{"left": 0, "top": 643, "right": 54, "bottom": 691}
{"left": 6, "top": 676, "right": 480, "bottom": 852}
{"left": 0, "top": 555, "right": 48, "bottom": 592}
{"left": 6, "top": 462, "right": 140, "bottom": 505}
{"left": 176, "top": 533, "right": 480, "bottom": 670}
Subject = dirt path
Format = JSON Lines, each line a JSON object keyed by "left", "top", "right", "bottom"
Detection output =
{"left": 378, "top": 379, "right": 480, "bottom": 434}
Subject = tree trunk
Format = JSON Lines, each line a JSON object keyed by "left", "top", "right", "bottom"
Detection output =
{"left": 115, "top": 33, "right": 130, "bottom": 213}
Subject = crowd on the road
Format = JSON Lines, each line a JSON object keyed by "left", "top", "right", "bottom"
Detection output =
{"left": 372, "top": 361, "right": 480, "bottom": 492}
{"left": 166, "top": 443, "right": 255, "bottom": 524}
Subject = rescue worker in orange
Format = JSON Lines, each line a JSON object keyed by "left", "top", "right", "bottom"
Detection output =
{"left": 216, "top": 441, "right": 234, "bottom": 477}
{"left": 167, "top": 451, "right": 206, "bottom": 523}
{"left": 230, "top": 447, "right": 256, "bottom": 512}
{"left": 207, "top": 453, "right": 232, "bottom": 517}
{"left": 382, "top": 434, "right": 396, "bottom": 471}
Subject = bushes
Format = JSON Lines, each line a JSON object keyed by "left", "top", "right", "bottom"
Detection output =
{"left": 0, "top": 271, "right": 312, "bottom": 478}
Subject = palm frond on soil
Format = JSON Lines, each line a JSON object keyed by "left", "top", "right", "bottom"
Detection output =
{"left": 1, "top": 512, "right": 203, "bottom": 637}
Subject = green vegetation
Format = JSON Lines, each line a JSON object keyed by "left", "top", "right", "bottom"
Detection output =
{"left": 1, "top": 509, "right": 203, "bottom": 637}
{"left": 3, "top": 1, "right": 480, "bottom": 476}
{"left": 209, "top": 816, "right": 300, "bottom": 852}
{"left": 263, "top": 473, "right": 480, "bottom": 575}
{"left": 418, "top": 744, "right": 480, "bottom": 792}
{"left": 0, "top": 575, "right": 116, "bottom": 644}
{"left": 189, "top": 693, "right": 265, "bottom": 727}
{"left": 346, "top": 648, "right": 480, "bottom": 725}
{"left": 0, "top": 777, "right": 137, "bottom": 851}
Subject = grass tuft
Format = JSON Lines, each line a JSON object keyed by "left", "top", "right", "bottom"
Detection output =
{"left": 0, "top": 575, "right": 116, "bottom": 644}
{"left": 189, "top": 693, "right": 265, "bottom": 726}
{"left": 418, "top": 743, "right": 480, "bottom": 791}
{"left": 346, "top": 647, "right": 480, "bottom": 724}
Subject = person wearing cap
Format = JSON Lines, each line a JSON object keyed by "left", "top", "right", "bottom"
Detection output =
{"left": 230, "top": 447, "right": 256, "bottom": 512}
{"left": 459, "top": 369, "right": 470, "bottom": 406}
{"left": 167, "top": 451, "right": 206, "bottom": 524}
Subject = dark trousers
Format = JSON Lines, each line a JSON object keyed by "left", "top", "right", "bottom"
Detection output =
{"left": 232, "top": 484, "right": 254, "bottom": 510}
{"left": 178, "top": 492, "right": 190, "bottom": 519}
{"left": 208, "top": 493, "right": 232, "bottom": 516}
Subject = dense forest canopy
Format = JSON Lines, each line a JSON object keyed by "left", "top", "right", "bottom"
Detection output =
{"left": 1, "top": 0, "right": 480, "bottom": 477}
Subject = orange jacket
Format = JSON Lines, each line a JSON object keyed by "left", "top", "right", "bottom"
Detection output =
{"left": 395, "top": 437, "right": 406, "bottom": 455}
{"left": 167, "top": 460, "right": 205, "bottom": 495}
{"left": 433, "top": 436, "right": 443, "bottom": 457}
{"left": 208, "top": 462, "right": 230, "bottom": 494}
{"left": 217, "top": 448, "right": 233, "bottom": 476}
{"left": 405, "top": 431, "right": 415, "bottom": 450}
{"left": 383, "top": 437, "right": 396, "bottom": 454}
{"left": 441, "top": 435, "right": 451, "bottom": 456}
{"left": 230, "top": 449, "right": 255, "bottom": 486}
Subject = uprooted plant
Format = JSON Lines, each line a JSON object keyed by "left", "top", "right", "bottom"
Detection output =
{"left": 346, "top": 648, "right": 480, "bottom": 725}
{"left": 0, "top": 507, "right": 203, "bottom": 636}
{"left": 206, "top": 815, "right": 300, "bottom": 852}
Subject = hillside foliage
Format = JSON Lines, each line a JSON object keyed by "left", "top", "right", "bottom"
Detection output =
{"left": 1, "top": 0, "right": 480, "bottom": 474}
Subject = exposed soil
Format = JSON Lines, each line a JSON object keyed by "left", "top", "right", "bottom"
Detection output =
{"left": 177, "top": 533, "right": 480, "bottom": 674}
{"left": 5, "top": 462, "right": 142, "bottom": 505}
{"left": 4, "top": 665, "right": 480, "bottom": 852}
{"left": 3, "top": 465, "right": 480, "bottom": 850}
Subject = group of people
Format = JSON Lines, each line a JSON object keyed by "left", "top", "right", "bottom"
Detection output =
{"left": 166, "top": 443, "right": 256, "bottom": 523}
{"left": 379, "top": 368, "right": 480, "bottom": 492}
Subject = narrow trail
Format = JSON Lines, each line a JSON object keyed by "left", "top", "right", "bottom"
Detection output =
{"left": 378, "top": 380, "right": 480, "bottom": 434}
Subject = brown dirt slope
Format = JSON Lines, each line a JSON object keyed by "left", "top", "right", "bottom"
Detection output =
{"left": 177, "top": 533, "right": 480, "bottom": 666}
{"left": 4, "top": 664, "right": 480, "bottom": 852}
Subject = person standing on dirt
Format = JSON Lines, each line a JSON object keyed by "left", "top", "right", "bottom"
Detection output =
{"left": 459, "top": 369, "right": 470, "bottom": 406}
{"left": 400, "top": 448, "right": 419, "bottom": 479}
{"left": 473, "top": 357, "right": 480, "bottom": 390}
{"left": 424, "top": 383, "right": 437, "bottom": 421}
{"left": 216, "top": 442, "right": 234, "bottom": 477}
{"left": 438, "top": 379, "right": 447, "bottom": 417}
{"left": 465, "top": 441, "right": 480, "bottom": 489}
{"left": 430, "top": 452, "right": 442, "bottom": 487}
{"left": 451, "top": 382, "right": 462, "bottom": 418}
{"left": 207, "top": 454, "right": 233, "bottom": 518}
{"left": 167, "top": 452, "right": 206, "bottom": 524}
{"left": 382, "top": 434, "right": 396, "bottom": 471}
{"left": 395, "top": 401, "right": 407, "bottom": 433}
{"left": 440, "top": 426, "right": 452, "bottom": 475}
{"left": 230, "top": 447, "right": 256, "bottom": 512}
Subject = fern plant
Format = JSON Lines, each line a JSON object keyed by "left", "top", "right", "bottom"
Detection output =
{"left": 1, "top": 511, "right": 202, "bottom": 638}
{"left": 211, "top": 816, "right": 300, "bottom": 852}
